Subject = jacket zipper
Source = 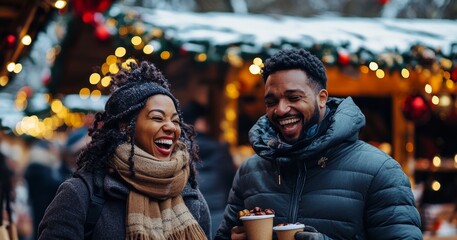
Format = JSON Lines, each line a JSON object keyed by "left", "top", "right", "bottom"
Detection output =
{"left": 288, "top": 162, "right": 306, "bottom": 223}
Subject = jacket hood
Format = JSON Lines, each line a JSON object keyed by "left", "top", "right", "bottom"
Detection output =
{"left": 248, "top": 97, "right": 365, "bottom": 164}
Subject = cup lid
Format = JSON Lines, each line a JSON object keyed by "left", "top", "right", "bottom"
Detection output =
{"left": 273, "top": 224, "right": 305, "bottom": 231}
{"left": 240, "top": 215, "right": 275, "bottom": 220}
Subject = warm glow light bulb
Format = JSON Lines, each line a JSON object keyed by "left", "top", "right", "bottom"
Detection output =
{"left": 253, "top": 57, "right": 263, "bottom": 66}
{"left": 54, "top": 0, "right": 67, "bottom": 9}
{"left": 225, "top": 109, "right": 236, "bottom": 121}
{"left": 424, "top": 84, "right": 432, "bottom": 94}
{"left": 160, "top": 51, "right": 171, "bottom": 60}
{"left": 13, "top": 63, "right": 22, "bottom": 73}
{"left": 109, "top": 64, "right": 119, "bottom": 74}
{"left": 115, "top": 47, "right": 126, "bottom": 58}
{"left": 432, "top": 156, "right": 441, "bottom": 167}
{"left": 89, "top": 73, "right": 101, "bottom": 85}
{"left": 431, "top": 96, "right": 439, "bottom": 105}
{"left": 79, "top": 88, "right": 90, "bottom": 99}
{"left": 143, "top": 45, "right": 154, "bottom": 54}
{"left": 0, "top": 76, "right": 8, "bottom": 86}
{"left": 225, "top": 83, "right": 239, "bottom": 99}
{"left": 446, "top": 79, "right": 454, "bottom": 89}
{"left": 401, "top": 68, "right": 410, "bottom": 78}
{"left": 431, "top": 181, "right": 441, "bottom": 191}
{"left": 101, "top": 76, "right": 111, "bottom": 87}
{"left": 106, "top": 55, "right": 117, "bottom": 65}
{"left": 439, "top": 94, "right": 451, "bottom": 107}
{"left": 249, "top": 64, "right": 261, "bottom": 75}
{"left": 369, "top": 62, "right": 378, "bottom": 71}
{"left": 21, "top": 35, "right": 32, "bottom": 45}
{"left": 51, "top": 100, "right": 63, "bottom": 113}
{"left": 195, "top": 53, "right": 207, "bottom": 62}
{"left": 360, "top": 66, "right": 369, "bottom": 74}
{"left": 91, "top": 90, "right": 101, "bottom": 101}
{"left": 7, "top": 62, "right": 15, "bottom": 72}
{"left": 375, "top": 69, "right": 385, "bottom": 78}
{"left": 131, "top": 36, "right": 142, "bottom": 46}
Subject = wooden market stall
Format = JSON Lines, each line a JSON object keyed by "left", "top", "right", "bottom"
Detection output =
{"left": 2, "top": 2, "right": 457, "bottom": 237}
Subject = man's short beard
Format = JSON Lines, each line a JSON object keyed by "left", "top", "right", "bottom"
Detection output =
{"left": 300, "top": 100, "right": 320, "bottom": 137}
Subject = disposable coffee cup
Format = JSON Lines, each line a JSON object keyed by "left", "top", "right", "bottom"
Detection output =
{"left": 240, "top": 214, "right": 275, "bottom": 240}
{"left": 273, "top": 224, "right": 305, "bottom": 240}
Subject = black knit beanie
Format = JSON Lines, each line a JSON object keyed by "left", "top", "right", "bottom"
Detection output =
{"left": 105, "top": 81, "right": 180, "bottom": 118}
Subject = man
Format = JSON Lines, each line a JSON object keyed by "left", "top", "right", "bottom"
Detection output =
{"left": 183, "top": 101, "right": 237, "bottom": 237}
{"left": 215, "top": 48, "right": 422, "bottom": 239}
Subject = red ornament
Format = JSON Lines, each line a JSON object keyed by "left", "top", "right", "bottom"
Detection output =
{"left": 94, "top": 24, "right": 111, "bottom": 41}
{"left": 402, "top": 94, "right": 431, "bottom": 124}
{"left": 337, "top": 51, "right": 351, "bottom": 66}
{"left": 41, "top": 70, "right": 51, "bottom": 85}
{"left": 451, "top": 68, "right": 457, "bottom": 82}
{"left": 6, "top": 34, "right": 16, "bottom": 47}
{"left": 179, "top": 46, "right": 188, "bottom": 55}
{"left": 72, "top": 0, "right": 113, "bottom": 16}
{"left": 377, "top": 0, "right": 390, "bottom": 5}
{"left": 82, "top": 12, "right": 95, "bottom": 24}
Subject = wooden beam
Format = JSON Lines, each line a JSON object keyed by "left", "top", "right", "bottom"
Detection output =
{"left": 0, "top": 7, "right": 19, "bottom": 18}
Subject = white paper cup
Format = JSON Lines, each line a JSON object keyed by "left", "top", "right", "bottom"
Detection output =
{"left": 240, "top": 215, "right": 275, "bottom": 240}
{"left": 273, "top": 224, "right": 305, "bottom": 240}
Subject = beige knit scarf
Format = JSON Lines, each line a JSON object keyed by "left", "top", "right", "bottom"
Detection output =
{"left": 112, "top": 141, "right": 207, "bottom": 240}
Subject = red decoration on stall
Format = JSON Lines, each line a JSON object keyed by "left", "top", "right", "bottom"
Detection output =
{"left": 451, "top": 68, "right": 457, "bottom": 82}
{"left": 72, "top": 0, "right": 113, "bottom": 16}
{"left": 20, "top": 86, "right": 33, "bottom": 98}
{"left": 6, "top": 34, "right": 16, "bottom": 47}
{"left": 401, "top": 94, "right": 431, "bottom": 124}
{"left": 94, "top": 24, "right": 111, "bottom": 41}
{"left": 377, "top": 0, "right": 390, "bottom": 5}
{"left": 72, "top": 0, "right": 113, "bottom": 24}
{"left": 337, "top": 51, "right": 351, "bottom": 66}
{"left": 179, "top": 46, "right": 188, "bottom": 55}
{"left": 41, "top": 70, "right": 51, "bottom": 85}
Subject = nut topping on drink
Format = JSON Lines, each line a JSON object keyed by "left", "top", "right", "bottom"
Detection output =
{"left": 276, "top": 222, "right": 302, "bottom": 227}
{"left": 238, "top": 207, "right": 275, "bottom": 217}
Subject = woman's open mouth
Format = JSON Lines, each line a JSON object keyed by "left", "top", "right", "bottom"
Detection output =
{"left": 154, "top": 138, "right": 173, "bottom": 156}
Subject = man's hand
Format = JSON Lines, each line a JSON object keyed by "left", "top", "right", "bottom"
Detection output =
{"left": 231, "top": 226, "right": 247, "bottom": 240}
{"left": 294, "top": 225, "right": 332, "bottom": 240}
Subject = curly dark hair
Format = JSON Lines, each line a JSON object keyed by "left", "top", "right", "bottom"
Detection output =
{"left": 262, "top": 48, "right": 327, "bottom": 91}
{"left": 76, "top": 60, "right": 199, "bottom": 188}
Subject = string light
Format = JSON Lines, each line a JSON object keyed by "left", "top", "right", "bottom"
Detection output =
{"left": 54, "top": 0, "right": 67, "bottom": 9}
{"left": 21, "top": 35, "right": 32, "bottom": 45}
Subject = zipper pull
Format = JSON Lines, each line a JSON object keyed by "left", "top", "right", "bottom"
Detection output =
{"left": 275, "top": 157, "right": 281, "bottom": 185}
{"left": 318, "top": 156, "right": 328, "bottom": 168}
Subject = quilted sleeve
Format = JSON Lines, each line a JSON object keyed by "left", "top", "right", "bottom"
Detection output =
{"left": 365, "top": 157, "right": 422, "bottom": 239}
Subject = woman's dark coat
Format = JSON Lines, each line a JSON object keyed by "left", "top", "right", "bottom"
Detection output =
{"left": 38, "top": 172, "right": 212, "bottom": 239}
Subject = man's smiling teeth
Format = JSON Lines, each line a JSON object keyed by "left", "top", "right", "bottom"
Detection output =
{"left": 279, "top": 118, "right": 299, "bottom": 126}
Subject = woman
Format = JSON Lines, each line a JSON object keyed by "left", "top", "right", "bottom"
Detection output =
{"left": 38, "top": 61, "right": 211, "bottom": 239}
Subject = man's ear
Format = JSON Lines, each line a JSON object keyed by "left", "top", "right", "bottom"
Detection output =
{"left": 318, "top": 89, "right": 328, "bottom": 108}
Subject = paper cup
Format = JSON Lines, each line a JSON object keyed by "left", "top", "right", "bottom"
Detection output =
{"left": 240, "top": 215, "right": 275, "bottom": 240}
{"left": 273, "top": 224, "right": 305, "bottom": 240}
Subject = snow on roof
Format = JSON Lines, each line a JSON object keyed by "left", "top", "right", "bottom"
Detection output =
{"left": 111, "top": 5, "right": 457, "bottom": 57}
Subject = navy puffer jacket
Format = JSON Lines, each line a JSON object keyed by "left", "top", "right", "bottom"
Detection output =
{"left": 215, "top": 97, "right": 421, "bottom": 239}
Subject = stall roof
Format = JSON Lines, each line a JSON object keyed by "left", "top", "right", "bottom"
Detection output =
{"left": 2, "top": 4, "right": 457, "bottom": 134}
{"left": 110, "top": 4, "right": 457, "bottom": 66}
